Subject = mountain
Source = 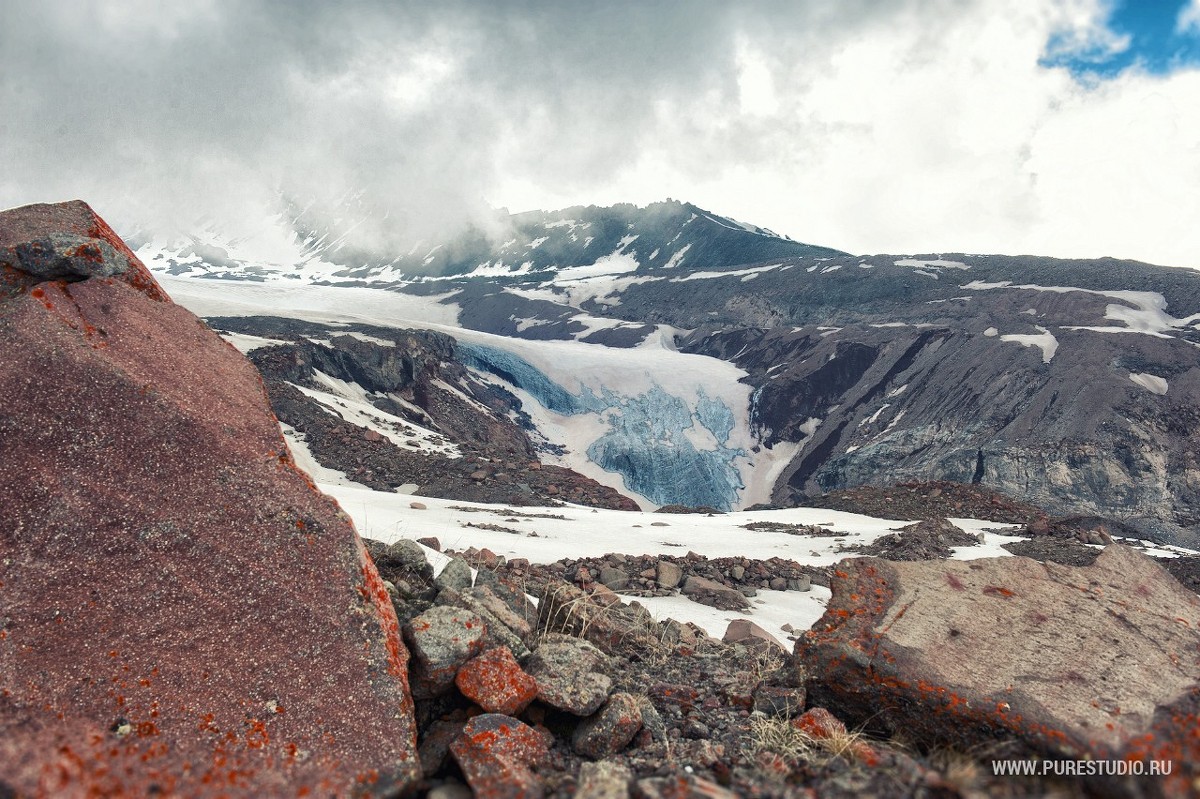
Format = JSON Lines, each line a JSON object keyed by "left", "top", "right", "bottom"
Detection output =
{"left": 144, "top": 200, "right": 1200, "bottom": 547}
{"left": 129, "top": 198, "right": 844, "bottom": 282}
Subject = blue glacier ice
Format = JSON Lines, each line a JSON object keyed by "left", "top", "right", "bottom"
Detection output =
{"left": 462, "top": 344, "right": 745, "bottom": 510}
{"left": 459, "top": 343, "right": 604, "bottom": 414}
{"left": 586, "top": 387, "right": 744, "bottom": 510}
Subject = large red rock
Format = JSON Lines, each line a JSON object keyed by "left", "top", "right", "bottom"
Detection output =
{"left": 0, "top": 201, "right": 420, "bottom": 797}
{"left": 796, "top": 546, "right": 1200, "bottom": 796}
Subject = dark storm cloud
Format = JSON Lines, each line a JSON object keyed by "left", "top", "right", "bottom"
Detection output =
{"left": 0, "top": 2, "right": 706, "bottom": 236}
{"left": 0, "top": 0, "right": 908, "bottom": 244}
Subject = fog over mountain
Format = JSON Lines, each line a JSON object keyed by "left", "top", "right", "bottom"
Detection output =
{"left": 3, "top": 0, "right": 1200, "bottom": 267}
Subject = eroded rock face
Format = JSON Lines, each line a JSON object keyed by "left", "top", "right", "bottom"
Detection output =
{"left": 0, "top": 201, "right": 419, "bottom": 797}
{"left": 796, "top": 546, "right": 1200, "bottom": 795}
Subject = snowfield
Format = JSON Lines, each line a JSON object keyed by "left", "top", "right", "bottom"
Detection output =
{"left": 315, "top": 467, "right": 1030, "bottom": 648}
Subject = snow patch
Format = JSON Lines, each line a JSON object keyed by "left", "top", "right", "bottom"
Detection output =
{"left": 1129, "top": 372, "right": 1169, "bottom": 395}
{"left": 1000, "top": 326, "right": 1058, "bottom": 363}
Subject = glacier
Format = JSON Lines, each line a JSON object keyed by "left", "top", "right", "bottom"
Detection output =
{"left": 459, "top": 343, "right": 745, "bottom": 510}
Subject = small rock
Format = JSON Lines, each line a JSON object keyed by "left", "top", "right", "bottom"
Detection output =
{"left": 409, "top": 500, "right": 427, "bottom": 510}
{"left": 681, "top": 575, "right": 751, "bottom": 611}
{"left": 792, "top": 706, "right": 847, "bottom": 740}
{"left": 436, "top": 556, "right": 474, "bottom": 593}
{"left": 417, "top": 536, "right": 441, "bottom": 551}
{"left": 730, "top": 565, "right": 745, "bottom": 580}
{"left": 525, "top": 635, "right": 613, "bottom": 716}
{"left": 418, "top": 719, "right": 466, "bottom": 778}
{"left": 787, "top": 575, "right": 812, "bottom": 592}
{"left": 403, "top": 606, "right": 487, "bottom": 694}
{"left": 572, "top": 693, "right": 643, "bottom": 759}
{"left": 753, "top": 684, "right": 806, "bottom": 718}
{"left": 655, "top": 560, "right": 683, "bottom": 589}
{"left": 575, "top": 760, "right": 633, "bottom": 799}
{"left": 598, "top": 566, "right": 630, "bottom": 591}
{"left": 722, "top": 618, "right": 784, "bottom": 653}
{"left": 382, "top": 537, "right": 434, "bottom": 581}
{"left": 456, "top": 646, "right": 538, "bottom": 716}
{"left": 449, "top": 714, "right": 549, "bottom": 799}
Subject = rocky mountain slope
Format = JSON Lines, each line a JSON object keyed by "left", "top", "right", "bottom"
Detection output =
{"left": 146, "top": 195, "right": 1200, "bottom": 547}
{"left": 7, "top": 199, "right": 1200, "bottom": 797}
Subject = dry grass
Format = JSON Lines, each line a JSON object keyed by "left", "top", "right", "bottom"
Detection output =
{"left": 745, "top": 715, "right": 871, "bottom": 766}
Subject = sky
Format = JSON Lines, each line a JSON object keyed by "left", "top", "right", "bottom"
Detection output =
{"left": 2, "top": 0, "right": 1200, "bottom": 267}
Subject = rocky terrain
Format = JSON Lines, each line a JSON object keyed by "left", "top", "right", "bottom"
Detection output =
{"left": 358, "top": 531, "right": 1200, "bottom": 799}
{"left": 5, "top": 200, "right": 1200, "bottom": 798}
{"left": 212, "top": 315, "right": 637, "bottom": 510}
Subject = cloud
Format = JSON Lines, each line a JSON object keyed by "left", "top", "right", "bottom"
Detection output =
{"left": 1178, "top": 0, "right": 1200, "bottom": 35}
{"left": 2, "top": 0, "right": 1199, "bottom": 267}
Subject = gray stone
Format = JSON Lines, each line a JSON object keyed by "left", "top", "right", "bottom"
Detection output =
{"left": 681, "top": 575, "right": 751, "bottom": 611}
{"left": 598, "top": 566, "right": 630, "bottom": 590}
{"left": 436, "top": 556, "right": 473, "bottom": 592}
{"left": 787, "top": 575, "right": 812, "bottom": 592}
{"left": 572, "top": 693, "right": 643, "bottom": 759}
{"left": 525, "top": 635, "right": 614, "bottom": 716}
{"left": 575, "top": 761, "right": 633, "bottom": 799}
{"left": 385, "top": 537, "right": 434, "bottom": 580}
{"left": 403, "top": 606, "right": 486, "bottom": 694}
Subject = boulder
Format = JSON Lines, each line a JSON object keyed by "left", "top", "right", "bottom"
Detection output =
{"left": 0, "top": 201, "right": 419, "bottom": 796}
{"left": 449, "top": 714, "right": 550, "bottom": 799}
{"left": 796, "top": 546, "right": 1200, "bottom": 794}
{"left": 455, "top": 646, "right": 539, "bottom": 715}
{"left": 681, "top": 575, "right": 751, "bottom": 611}
{"left": 722, "top": 618, "right": 784, "bottom": 653}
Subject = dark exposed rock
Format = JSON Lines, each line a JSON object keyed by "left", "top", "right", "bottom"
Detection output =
{"left": 225, "top": 315, "right": 640, "bottom": 511}
{"left": 0, "top": 201, "right": 419, "bottom": 796}
{"left": 846, "top": 517, "right": 981, "bottom": 560}
{"left": 796, "top": 546, "right": 1200, "bottom": 796}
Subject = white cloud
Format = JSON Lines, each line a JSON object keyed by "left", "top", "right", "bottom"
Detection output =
{"left": 1179, "top": 0, "right": 1200, "bottom": 34}
{"left": 3, "top": 1, "right": 1200, "bottom": 269}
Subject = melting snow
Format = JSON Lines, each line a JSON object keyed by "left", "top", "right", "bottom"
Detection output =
{"left": 1129, "top": 372, "right": 1169, "bottom": 395}
{"left": 894, "top": 258, "right": 970, "bottom": 270}
{"left": 1000, "top": 326, "right": 1058, "bottom": 363}
{"left": 662, "top": 243, "right": 692, "bottom": 270}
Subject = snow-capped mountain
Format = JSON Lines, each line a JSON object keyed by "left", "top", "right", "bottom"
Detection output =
{"left": 149, "top": 200, "right": 1200, "bottom": 547}
{"left": 130, "top": 198, "right": 843, "bottom": 283}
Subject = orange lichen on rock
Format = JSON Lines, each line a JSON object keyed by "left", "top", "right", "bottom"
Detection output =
{"left": 0, "top": 202, "right": 421, "bottom": 796}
